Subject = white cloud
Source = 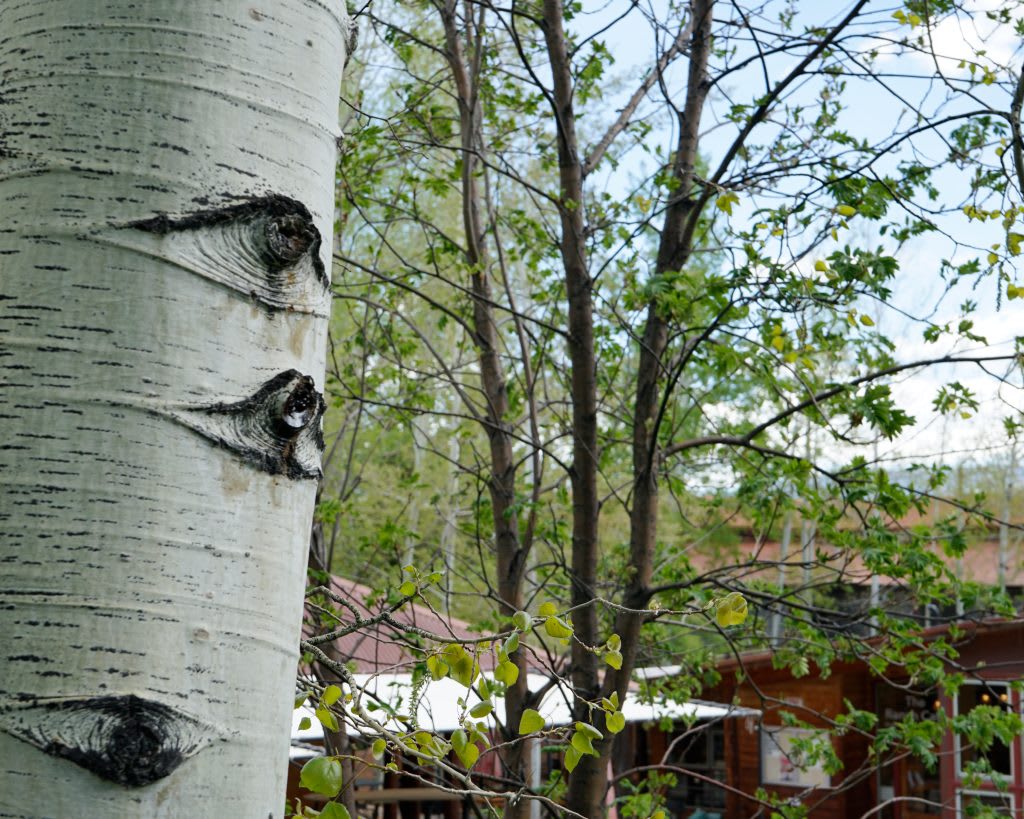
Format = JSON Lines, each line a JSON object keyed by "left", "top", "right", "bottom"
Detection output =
{"left": 878, "top": 0, "right": 1022, "bottom": 74}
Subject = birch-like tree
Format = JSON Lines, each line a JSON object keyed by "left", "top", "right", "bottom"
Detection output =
{"left": 0, "top": 2, "right": 349, "bottom": 816}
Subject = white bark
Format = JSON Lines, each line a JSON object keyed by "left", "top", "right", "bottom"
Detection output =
{"left": 0, "top": 2, "right": 348, "bottom": 816}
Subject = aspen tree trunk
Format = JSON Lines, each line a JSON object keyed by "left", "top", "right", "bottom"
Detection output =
{"left": 0, "top": 2, "right": 348, "bottom": 816}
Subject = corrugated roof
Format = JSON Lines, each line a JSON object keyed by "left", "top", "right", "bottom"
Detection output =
{"left": 306, "top": 577, "right": 483, "bottom": 674}
{"left": 292, "top": 672, "right": 757, "bottom": 746}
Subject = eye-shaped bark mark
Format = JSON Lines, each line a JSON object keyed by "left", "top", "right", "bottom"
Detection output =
{"left": 170, "top": 370, "right": 325, "bottom": 480}
{"left": 0, "top": 695, "right": 217, "bottom": 787}
{"left": 108, "top": 194, "right": 328, "bottom": 313}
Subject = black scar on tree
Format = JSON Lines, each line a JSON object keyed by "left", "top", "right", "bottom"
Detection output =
{"left": 194, "top": 369, "right": 327, "bottom": 480}
{"left": 129, "top": 193, "right": 328, "bottom": 287}
{"left": 0, "top": 695, "right": 218, "bottom": 786}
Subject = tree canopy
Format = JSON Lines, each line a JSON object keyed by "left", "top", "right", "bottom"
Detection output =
{"left": 296, "top": 1, "right": 1024, "bottom": 816}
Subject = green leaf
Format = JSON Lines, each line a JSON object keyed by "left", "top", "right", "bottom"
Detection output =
{"left": 836, "top": 204, "right": 857, "bottom": 217}
{"left": 319, "top": 803, "right": 353, "bottom": 819}
{"left": 606, "top": 633, "right": 621, "bottom": 651}
{"left": 399, "top": 580, "right": 417, "bottom": 597}
{"left": 575, "top": 721, "right": 603, "bottom": 741}
{"left": 538, "top": 602, "right": 558, "bottom": 617}
{"left": 371, "top": 738, "right": 387, "bottom": 758}
{"left": 315, "top": 706, "right": 338, "bottom": 732}
{"left": 455, "top": 741, "right": 480, "bottom": 768}
{"left": 321, "top": 684, "right": 342, "bottom": 706}
{"left": 603, "top": 649, "right": 623, "bottom": 670}
{"left": 469, "top": 701, "right": 493, "bottom": 719}
{"left": 503, "top": 632, "right": 520, "bottom": 655}
{"left": 298, "top": 717, "right": 311, "bottom": 731}
{"left": 606, "top": 711, "right": 626, "bottom": 734}
{"left": 571, "top": 730, "right": 596, "bottom": 756}
{"left": 294, "top": 691, "right": 311, "bottom": 709}
{"left": 1008, "top": 232, "right": 1024, "bottom": 256}
{"left": 715, "top": 191, "right": 739, "bottom": 215}
{"left": 715, "top": 592, "right": 748, "bottom": 627}
{"left": 451, "top": 729, "right": 467, "bottom": 754}
{"left": 519, "top": 708, "right": 546, "bottom": 734}
{"left": 300, "top": 756, "right": 343, "bottom": 797}
{"left": 494, "top": 659, "right": 520, "bottom": 686}
{"left": 444, "top": 645, "right": 479, "bottom": 688}
{"left": 564, "top": 745, "right": 581, "bottom": 772}
{"left": 543, "top": 616, "right": 573, "bottom": 639}
{"left": 426, "top": 654, "right": 450, "bottom": 681}
{"left": 512, "top": 610, "right": 532, "bottom": 630}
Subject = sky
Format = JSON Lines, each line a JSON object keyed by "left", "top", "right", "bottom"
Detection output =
{"left": 349, "top": 0, "right": 1024, "bottom": 488}
{"left": 590, "top": 0, "right": 1024, "bottom": 474}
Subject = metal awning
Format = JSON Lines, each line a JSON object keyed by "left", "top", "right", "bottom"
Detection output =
{"left": 291, "top": 671, "right": 758, "bottom": 753}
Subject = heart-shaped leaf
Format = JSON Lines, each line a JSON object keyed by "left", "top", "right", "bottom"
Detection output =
{"left": 495, "top": 659, "right": 520, "bottom": 686}
{"left": 300, "top": 756, "right": 343, "bottom": 797}
{"left": 470, "top": 701, "right": 493, "bottom": 719}
{"left": 518, "top": 708, "right": 546, "bottom": 734}
{"left": 512, "top": 610, "right": 532, "bottom": 630}
{"left": 426, "top": 654, "right": 450, "bottom": 681}
{"left": 571, "top": 731, "right": 596, "bottom": 756}
{"left": 455, "top": 741, "right": 480, "bottom": 768}
{"left": 319, "top": 803, "right": 353, "bottom": 819}
{"left": 444, "top": 644, "right": 479, "bottom": 687}
{"left": 606, "top": 710, "right": 626, "bottom": 734}
{"left": 715, "top": 592, "right": 748, "bottom": 627}
{"left": 315, "top": 705, "right": 338, "bottom": 732}
{"left": 544, "top": 616, "right": 573, "bottom": 639}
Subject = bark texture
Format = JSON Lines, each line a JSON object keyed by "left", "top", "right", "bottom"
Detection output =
{"left": 438, "top": 5, "right": 534, "bottom": 810}
{"left": 0, "top": 2, "right": 347, "bottom": 816}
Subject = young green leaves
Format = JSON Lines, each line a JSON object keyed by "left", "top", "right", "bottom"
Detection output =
{"left": 299, "top": 756, "right": 343, "bottom": 797}
{"left": 603, "top": 633, "right": 623, "bottom": 670}
{"left": 539, "top": 601, "right": 573, "bottom": 640}
{"left": 714, "top": 592, "right": 749, "bottom": 628}
{"left": 518, "top": 708, "right": 546, "bottom": 734}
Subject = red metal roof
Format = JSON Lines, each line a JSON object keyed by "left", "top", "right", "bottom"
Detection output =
{"left": 305, "top": 577, "right": 483, "bottom": 674}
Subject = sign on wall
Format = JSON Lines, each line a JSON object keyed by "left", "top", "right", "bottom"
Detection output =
{"left": 760, "top": 727, "right": 832, "bottom": 789}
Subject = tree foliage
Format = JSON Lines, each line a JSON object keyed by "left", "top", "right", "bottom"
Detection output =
{"left": 300, "top": 1, "right": 1024, "bottom": 816}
